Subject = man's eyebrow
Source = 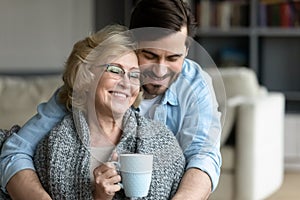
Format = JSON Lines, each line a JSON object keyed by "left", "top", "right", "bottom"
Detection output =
{"left": 141, "top": 49, "right": 183, "bottom": 57}
{"left": 168, "top": 53, "right": 183, "bottom": 58}
{"left": 141, "top": 49, "right": 158, "bottom": 56}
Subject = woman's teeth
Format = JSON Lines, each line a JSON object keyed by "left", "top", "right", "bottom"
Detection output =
{"left": 112, "top": 92, "right": 127, "bottom": 98}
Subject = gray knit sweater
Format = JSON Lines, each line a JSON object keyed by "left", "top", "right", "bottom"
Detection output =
{"left": 33, "top": 108, "right": 185, "bottom": 200}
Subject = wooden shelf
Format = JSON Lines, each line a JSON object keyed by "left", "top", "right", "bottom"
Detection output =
{"left": 197, "top": 27, "right": 251, "bottom": 37}
{"left": 197, "top": 27, "right": 300, "bottom": 37}
{"left": 285, "top": 92, "right": 300, "bottom": 101}
{"left": 256, "top": 28, "right": 300, "bottom": 37}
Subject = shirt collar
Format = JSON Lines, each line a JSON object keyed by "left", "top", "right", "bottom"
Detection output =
{"left": 161, "top": 76, "right": 181, "bottom": 106}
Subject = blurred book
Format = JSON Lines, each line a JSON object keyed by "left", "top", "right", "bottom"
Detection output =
{"left": 195, "top": 0, "right": 249, "bottom": 29}
{"left": 259, "top": 0, "right": 300, "bottom": 27}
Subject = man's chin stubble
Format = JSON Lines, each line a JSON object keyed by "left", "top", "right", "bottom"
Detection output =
{"left": 142, "top": 84, "right": 167, "bottom": 99}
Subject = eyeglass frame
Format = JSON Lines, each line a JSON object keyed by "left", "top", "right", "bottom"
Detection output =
{"left": 97, "top": 63, "right": 141, "bottom": 85}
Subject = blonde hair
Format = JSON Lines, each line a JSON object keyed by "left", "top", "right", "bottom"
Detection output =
{"left": 58, "top": 24, "right": 137, "bottom": 111}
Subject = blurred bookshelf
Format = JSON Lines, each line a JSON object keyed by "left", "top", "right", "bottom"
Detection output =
{"left": 190, "top": 0, "right": 300, "bottom": 113}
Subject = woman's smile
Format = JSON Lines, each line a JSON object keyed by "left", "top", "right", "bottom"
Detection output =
{"left": 109, "top": 91, "right": 129, "bottom": 100}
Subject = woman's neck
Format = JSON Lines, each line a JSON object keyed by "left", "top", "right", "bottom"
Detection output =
{"left": 88, "top": 111, "right": 123, "bottom": 146}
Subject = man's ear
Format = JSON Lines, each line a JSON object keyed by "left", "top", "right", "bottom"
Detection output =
{"left": 185, "top": 47, "right": 189, "bottom": 57}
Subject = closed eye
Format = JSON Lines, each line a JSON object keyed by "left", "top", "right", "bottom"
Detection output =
{"left": 129, "top": 72, "right": 141, "bottom": 79}
{"left": 141, "top": 50, "right": 158, "bottom": 60}
{"left": 107, "top": 65, "right": 124, "bottom": 75}
{"left": 167, "top": 55, "right": 182, "bottom": 62}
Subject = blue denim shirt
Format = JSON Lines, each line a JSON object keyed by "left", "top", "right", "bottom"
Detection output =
{"left": 0, "top": 58, "right": 222, "bottom": 192}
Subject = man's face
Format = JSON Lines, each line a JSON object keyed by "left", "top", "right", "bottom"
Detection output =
{"left": 137, "top": 27, "right": 188, "bottom": 99}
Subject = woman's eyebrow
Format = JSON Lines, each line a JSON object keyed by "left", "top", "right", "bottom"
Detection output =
{"left": 110, "top": 63, "right": 139, "bottom": 71}
{"left": 130, "top": 66, "right": 140, "bottom": 70}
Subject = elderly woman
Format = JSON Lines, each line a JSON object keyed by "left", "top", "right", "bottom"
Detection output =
{"left": 0, "top": 24, "right": 185, "bottom": 200}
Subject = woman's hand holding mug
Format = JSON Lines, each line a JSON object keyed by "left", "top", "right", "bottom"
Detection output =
{"left": 93, "top": 162, "right": 122, "bottom": 200}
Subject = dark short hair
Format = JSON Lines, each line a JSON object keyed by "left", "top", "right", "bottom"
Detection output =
{"left": 129, "top": 0, "right": 196, "bottom": 38}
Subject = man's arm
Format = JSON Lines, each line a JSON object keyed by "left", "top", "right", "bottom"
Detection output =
{"left": 171, "top": 64, "right": 222, "bottom": 199}
{"left": 0, "top": 89, "right": 66, "bottom": 196}
{"left": 6, "top": 169, "right": 51, "bottom": 200}
{"left": 172, "top": 168, "right": 211, "bottom": 200}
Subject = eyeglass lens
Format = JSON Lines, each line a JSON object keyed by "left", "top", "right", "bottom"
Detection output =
{"left": 106, "top": 64, "right": 140, "bottom": 85}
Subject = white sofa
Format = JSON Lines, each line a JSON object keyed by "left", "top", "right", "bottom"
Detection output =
{"left": 0, "top": 74, "right": 62, "bottom": 130}
{"left": 208, "top": 67, "right": 285, "bottom": 200}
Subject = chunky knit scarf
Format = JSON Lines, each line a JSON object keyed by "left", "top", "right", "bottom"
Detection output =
{"left": 33, "top": 108, "right": 185, "bottom": 200}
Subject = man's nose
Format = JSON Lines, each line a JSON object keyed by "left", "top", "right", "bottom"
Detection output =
{"left": 152, "top": 64, "right": 168, "bottom": 78}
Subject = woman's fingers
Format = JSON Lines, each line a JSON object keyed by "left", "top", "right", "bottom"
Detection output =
{"left": 93, "top": 172, "right": 122, "bottom": 197}
{"left": 93, "top": 162, "right": 122, "bottom": 194}
{"left": 109, "top": 173, "right": 122, "bottom": 184}
{"left": 94, "top": 162, "right": 119, "bottom": 179}
{"left": 94, "top": 170, "right": 121, "bottom": 185}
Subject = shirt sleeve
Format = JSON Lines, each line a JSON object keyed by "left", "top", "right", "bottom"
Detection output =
{"left": 177, "top": 73, "right": 222, "bottom": 192}
{"left": 0, "top": 88, "right": 67, "bottom": 192}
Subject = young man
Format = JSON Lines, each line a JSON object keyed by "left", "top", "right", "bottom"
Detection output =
{"left": 0, "top": 0, "right": 222, "bottom": 199}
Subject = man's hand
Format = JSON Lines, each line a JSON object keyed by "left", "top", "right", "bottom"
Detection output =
{"left": 6, "top": 169, "right": 51, "bottom": 200}
{"left": 172, "top": 168, "right": 211, "bottom": 200}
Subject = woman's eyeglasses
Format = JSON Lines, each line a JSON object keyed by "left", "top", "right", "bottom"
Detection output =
{"left": 100, "top": 63, "right": 141, "bottom": 85}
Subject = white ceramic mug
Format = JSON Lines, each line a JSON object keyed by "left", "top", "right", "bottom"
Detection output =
{"left": 117, "top": 153, "right": 153, "bottom": 198}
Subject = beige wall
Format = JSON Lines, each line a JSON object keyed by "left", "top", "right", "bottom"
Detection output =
{"left": 0, "top": 0, "right": 94, "bottom": 73}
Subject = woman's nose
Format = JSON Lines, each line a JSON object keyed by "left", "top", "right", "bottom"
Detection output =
{"left": 118, "top": 73, "right": 131, "bottom": 87}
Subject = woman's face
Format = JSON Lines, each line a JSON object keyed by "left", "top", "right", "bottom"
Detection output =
{"left": 95, "top": 52, "right": 140, "bottom": 117}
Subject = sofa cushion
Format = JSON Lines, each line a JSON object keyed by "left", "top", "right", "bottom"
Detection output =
{"left": 219, "top": 67, "right": 261, "bottom": 98}
{"left": 0, "top": 75, "right": 62, "bottom": 129}
{"left": 220, "top": 146, "right": 235, "bottom": 171}
{"left": 208, "top": 67, "right": 261, "bottom": 146}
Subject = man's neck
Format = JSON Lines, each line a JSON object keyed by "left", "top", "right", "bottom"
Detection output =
{"left": 143, "top": 92, "right": 158, "bottom": 100}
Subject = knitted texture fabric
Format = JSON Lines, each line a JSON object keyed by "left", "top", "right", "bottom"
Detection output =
{"left": 34, "top": 108, "right": 185, "bottom": 200}
{"left": 0, "top": 125, "right": 20, "bottom": 143}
